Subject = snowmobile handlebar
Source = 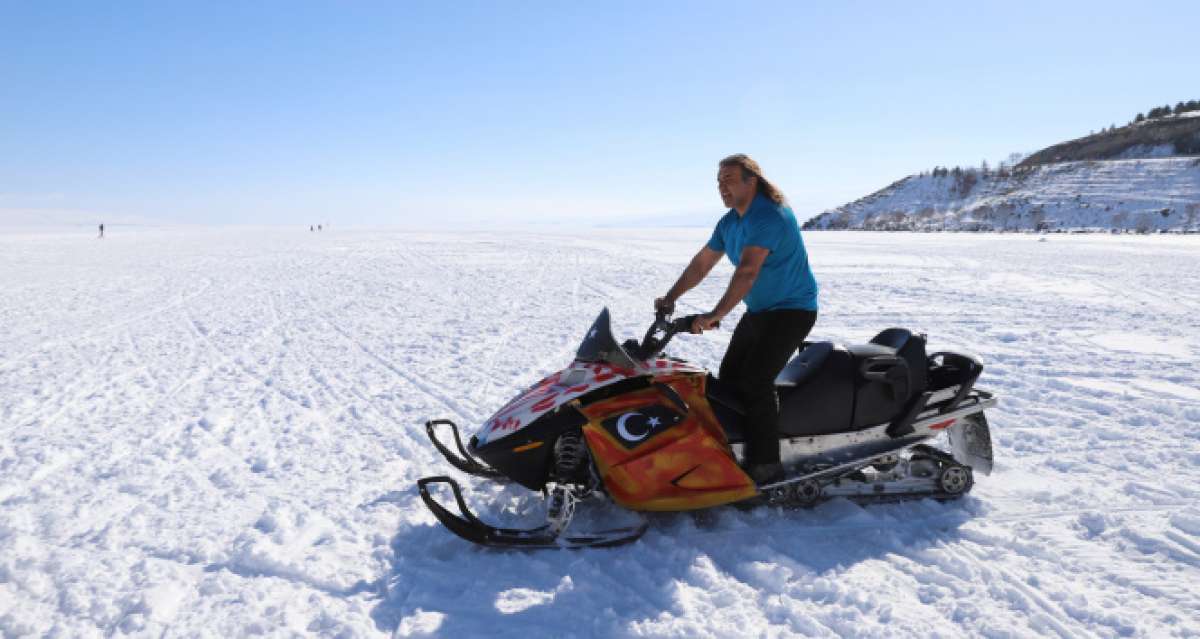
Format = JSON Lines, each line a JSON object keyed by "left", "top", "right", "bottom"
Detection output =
{"left": 663, "top": 311, "right": 719, "bottom": 334}
{"left": 633, "top": 311, "right": 716, "bottom": 360}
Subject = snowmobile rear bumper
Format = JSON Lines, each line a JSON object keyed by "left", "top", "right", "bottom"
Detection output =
{"left": 417, "top": 476, "right": 648, "bottom": 549}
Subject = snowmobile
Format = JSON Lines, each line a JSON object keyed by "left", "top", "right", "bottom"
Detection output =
{"left": 418, "top": 308, "right": 997, "bottom": 549}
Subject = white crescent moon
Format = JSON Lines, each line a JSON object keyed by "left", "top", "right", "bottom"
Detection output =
{"left": 616, "top": 412, "right": 647, "bottom": 442}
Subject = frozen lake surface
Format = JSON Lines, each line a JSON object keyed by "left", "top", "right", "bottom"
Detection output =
{"left": 2, "top": 228, "right": 1199, "bottom": 637}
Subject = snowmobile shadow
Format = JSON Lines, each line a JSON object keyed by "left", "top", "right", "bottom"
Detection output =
{"left": 370, "top": 495, "right": 982, "bottom": 636}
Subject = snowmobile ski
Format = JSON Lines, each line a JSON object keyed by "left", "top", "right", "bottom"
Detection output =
{"left": 417, "top": 476, "right": 648, "bottom": 549}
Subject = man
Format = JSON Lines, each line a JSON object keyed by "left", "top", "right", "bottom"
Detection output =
{"left": 655, "top": 154, "right": 819, "bottom": 484}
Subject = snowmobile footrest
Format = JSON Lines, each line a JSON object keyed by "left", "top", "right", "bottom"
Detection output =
{"left": 426, "top": 419, "right": 504, "bottom": 479}
{"left": 417, "top": 476, "right": 649, "bottom": 549}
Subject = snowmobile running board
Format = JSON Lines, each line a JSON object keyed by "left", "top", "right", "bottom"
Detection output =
{"left": 417, "top": 476, "right": 649, "bottom": 549}
{"left": 425, "top": 419, "right": 505, "bottom": 479}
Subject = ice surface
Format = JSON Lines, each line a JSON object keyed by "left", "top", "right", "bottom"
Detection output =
{"left": 1, "top": 228, "right": 1198, "bottom": 637}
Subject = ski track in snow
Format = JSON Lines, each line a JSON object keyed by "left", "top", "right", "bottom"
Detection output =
{"left": 1, "top": 228, "right": 1198, "bottom": 638}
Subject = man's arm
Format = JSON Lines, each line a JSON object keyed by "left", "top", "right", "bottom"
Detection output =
{"left": 692, "top": 246, "right": 768, "bottom": 332}
{"left": 659, "top": 246, "right": 723, "bottom": 309}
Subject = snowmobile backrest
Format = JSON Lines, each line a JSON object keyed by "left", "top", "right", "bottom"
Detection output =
{"left": 774, "top": 341, "right": 833, "bottom": 388}
{"left": 869, "top": 328, "right": 912, "bottom": 350}
{"left": 848, "top": 344, "right": 912, "bottom": 428}
{"left": 869, "top": 328, "right": 928, "bottom": 397}
{"left": 858, "top": 354, "right": 911, "bottom": 402}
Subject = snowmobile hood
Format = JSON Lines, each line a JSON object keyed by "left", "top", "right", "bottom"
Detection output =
{"left": 474, "top": 309, "right": 705, "bottom": 446}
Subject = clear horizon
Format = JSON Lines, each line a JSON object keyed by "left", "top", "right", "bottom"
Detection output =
{"left": 3, "top": 1, "right": 1198, "bottom": 228}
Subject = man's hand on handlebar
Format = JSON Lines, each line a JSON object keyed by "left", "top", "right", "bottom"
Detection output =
{"left": 690, "top": 312, "right": 722, "bottom": 334}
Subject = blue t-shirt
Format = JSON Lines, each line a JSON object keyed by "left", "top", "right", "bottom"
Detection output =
{"left": 706, "top": 193, "right": 819, "bottom": 312}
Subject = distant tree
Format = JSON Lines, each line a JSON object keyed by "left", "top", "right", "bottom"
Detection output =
{"left": 1175, "top": 134, "right": 1200, "bottom": 154}
{"left": 1177, "top": 102, "right": 1186, "bottom": 113}
{"left": 957, "top": 171, "right": 978, "bottom": 196}
{"left": 981, "top": 159, "right": 990, "bottom": 176}
{"left": 1135, "top": 112, "right": 1145, "bottom": 123}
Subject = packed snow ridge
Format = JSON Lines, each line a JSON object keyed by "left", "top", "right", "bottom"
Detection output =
{"left": 805, "top": 157, "right": 1200, "bottom": 232}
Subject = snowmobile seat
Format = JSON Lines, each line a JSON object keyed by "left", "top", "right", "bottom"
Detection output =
{"left": 845, "top": 343, "right": 896, "bottom": 359}
{"left": 777, "top": 345, "right": 857, "bottom": 437}
{"left": 774, "top": 341, "right": 833, "bottom": 388}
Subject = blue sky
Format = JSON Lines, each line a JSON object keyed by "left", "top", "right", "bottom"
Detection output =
{"left": 2, "top": 1, "right": 1197, "bottom": 227}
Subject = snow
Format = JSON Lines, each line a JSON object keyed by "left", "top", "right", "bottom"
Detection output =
{"left": 2, "top": 227, "right": 1199, "bottom": 637}
{"left": 1116, "top": 144, "right": 1177, "bottom": 160}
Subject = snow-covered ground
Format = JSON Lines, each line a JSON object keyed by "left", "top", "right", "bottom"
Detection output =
{"left": 806, "top": 157, "right": 1200, "bottom": 232}
{"left": 2, "top": 228, "right": 1199, "bottom": 637}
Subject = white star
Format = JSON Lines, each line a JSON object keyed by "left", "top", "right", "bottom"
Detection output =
{"left": 588, "top": 328, "right": 598, "bottom": 339}
{"left": 647, "top": 417, "right": 661, "bottom": 427}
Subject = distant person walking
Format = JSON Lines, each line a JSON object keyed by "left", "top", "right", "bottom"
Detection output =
{"left": 310, "top": 225, "right": 314, "bottom": 232}
{"left": 98, "top": 223, "right": 104, "bottom": 239}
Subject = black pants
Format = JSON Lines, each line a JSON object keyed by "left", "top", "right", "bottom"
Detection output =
{"left": 719, "top": 308, "right": 818, "bottom": 465}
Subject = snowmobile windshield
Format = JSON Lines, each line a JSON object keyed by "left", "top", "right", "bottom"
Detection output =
{"left": 575, "top": 308, "right": 640, "bottom": 370}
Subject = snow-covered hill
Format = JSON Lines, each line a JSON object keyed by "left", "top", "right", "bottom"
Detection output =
{"left": 804, "top": 157, "right": 1200, "bottom": 232}
{"left": 2, "top": 228, "right": 1199, "bottom": 637}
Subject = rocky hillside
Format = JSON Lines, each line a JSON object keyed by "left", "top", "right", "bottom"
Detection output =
{"left": 1019, "top": 111, "right": 1200, "bottom": 167}
{"left": 805, "top": 109, "right": 1200, "bottom": 232}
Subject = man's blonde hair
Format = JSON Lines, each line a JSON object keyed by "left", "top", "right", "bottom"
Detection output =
{"left": 719, "top": 154, "right": 786, "bottom": 204}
